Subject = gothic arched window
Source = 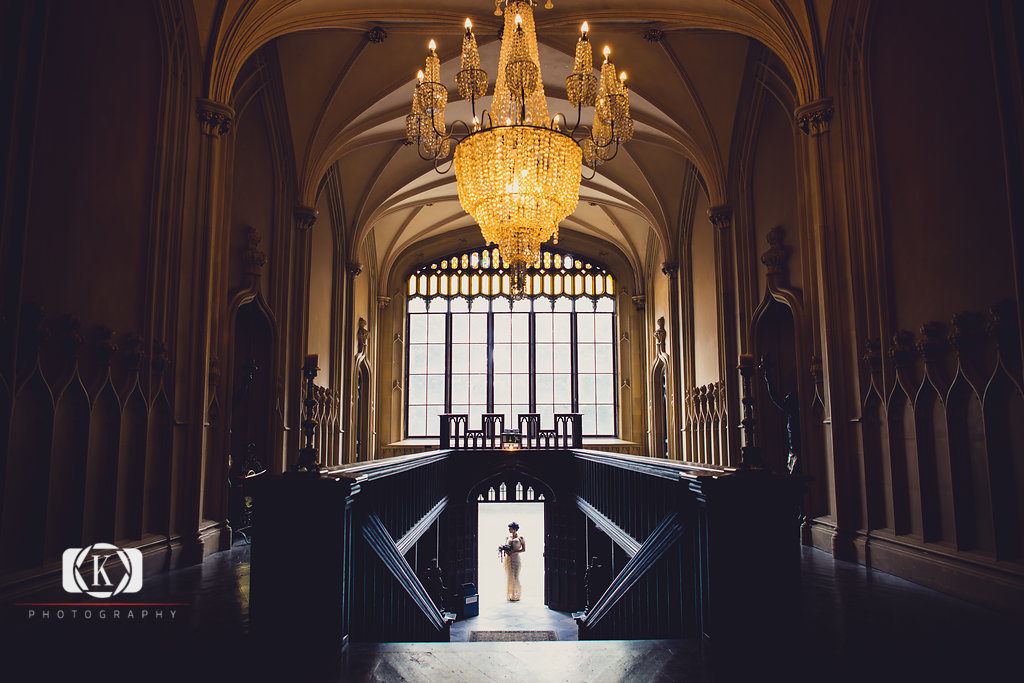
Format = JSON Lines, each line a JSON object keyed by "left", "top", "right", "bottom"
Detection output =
{"left": 405, "top": 247, "right": 617, "bottom": 438}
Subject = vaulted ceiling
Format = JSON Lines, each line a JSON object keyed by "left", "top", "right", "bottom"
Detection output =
{"left": 195, "top": 0, "right": 825, "bottom": 278}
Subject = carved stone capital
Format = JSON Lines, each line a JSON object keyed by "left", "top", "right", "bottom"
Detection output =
{"left": 196, "top": 98, "right": 234, "bottom": 137}
{"left": 294, "top": 206, "right": 318, "bottom": 231}
{"left": 377, "top": 296, "right": 392, "bottom": 309}
{"left": 661, "top": 262, "right": 678, "bottom": 279}
{"left": 631, "top": 294, "right": 645, "bottom": 311}
{"left": 795, "top": 98, "right": 834, "bottom": 136}
{"left": 243, "top": 227, "right": 267, "bottom": 277}
{"left": 761, "top": 225, "right": 790, "bottom": 281}
{"left": 707, "top": 206, "right": 732, "bottom": 230}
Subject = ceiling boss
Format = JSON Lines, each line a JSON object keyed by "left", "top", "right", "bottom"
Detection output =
{"left": 406, "top": 0, "right": 633, "bottom": 299}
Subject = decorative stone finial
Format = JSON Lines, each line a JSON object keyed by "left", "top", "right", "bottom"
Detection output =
{"left": 917, "top": 322, "right": 946, "bottom": 365}
{"left": 862, "top": 337, "right": 882, "bottom": 377}
{"left": 123, "top": 333, "right": 145, "bottom": 374}
{"left": 95, "top": 325, "right": 116, "bottom": 369}
{"left": 889, "top": 330, "right": 916, "bottom": 370}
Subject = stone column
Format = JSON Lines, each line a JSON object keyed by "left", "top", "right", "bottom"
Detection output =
{"left": 796, "top": 97, "right": 860, "bottom": 559}
{"left": 708, "top": 206, "right": 740, "bottom": 466}
{"left": 342, "top": 261, "right": 363, "bottom": 463}
{"left": 661, "top": 262, "right": 683, "bottom": 460}
{"left": 177, "top": 97, "right": 234, "bottom": 563}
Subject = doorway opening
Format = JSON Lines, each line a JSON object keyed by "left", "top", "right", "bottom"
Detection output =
{"left": 448, "top": 501, "right": 577, "bottom": 641}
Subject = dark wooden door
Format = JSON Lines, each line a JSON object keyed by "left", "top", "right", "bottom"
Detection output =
{"left": 441, "top": 502, "right": 478, "bottom": 604}
{"left": 544, "top": 501, "right": 582, "bottom": 612}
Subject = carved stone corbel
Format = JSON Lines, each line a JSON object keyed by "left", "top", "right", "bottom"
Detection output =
{"left": 377, "top": 296, "right": 392, "bottom": 309}
{"left": 347, "top": 262, "right": 363, "bottom": 278}
{"left": 196, "top": 98, "right": 234, "bottom": 137}
{"left": 631, "top": 294, "right": 645, "bottom": 311}
{"left": 294, "top": 206, "right": 318, "bottom": 232}
{"left": 795, "top": 98, "right": 835, "bottom": 136}
{"left": 661, "top": 262, "right": 678, "bottom": 279}
{"left": 707, "top": 206, "right": 732, "bottom": 230}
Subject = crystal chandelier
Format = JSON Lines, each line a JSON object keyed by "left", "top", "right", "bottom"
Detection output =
{"left": 406, "top": 0, "right": 633, "bottom": 298}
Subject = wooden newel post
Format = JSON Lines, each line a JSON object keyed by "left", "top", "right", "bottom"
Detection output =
{"left": 296, "top": 354, "right": 321, "bottom": 472}
{"left": 737, "top": 354, "right": 763, "bottom": 469}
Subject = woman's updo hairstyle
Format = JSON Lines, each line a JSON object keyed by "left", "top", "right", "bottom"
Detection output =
{"left": 508, "top": 522, "right": 520, "bottom": 531}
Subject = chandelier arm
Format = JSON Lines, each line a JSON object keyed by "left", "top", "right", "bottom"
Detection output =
{"left": 416, "top": 142, "right": 441, "bottom": 162}
{"left": 581, "top": 163, "right": 598, "bottom": 181}
{"left": 570, "top": 101, "right": 583, "bottom": 135}
{"left": 448, "top": 118, "right": 473, "bottom": 140}
{"left": 433, "top": 154, "right": 454, "bottom": 175}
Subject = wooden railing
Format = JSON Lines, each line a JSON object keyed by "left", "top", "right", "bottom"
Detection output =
{"left": 250, "top": 441, "right": 803, "bottom": 658}
{"left": 571, "top": 449, "right": 804, "bottom": 653}
{"left": 250, "top": 450, "right": 454, "bottom": 648}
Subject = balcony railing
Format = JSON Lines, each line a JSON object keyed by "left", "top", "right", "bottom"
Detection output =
{"left": 439, "top": 412, "right": 582, "bottom": 450}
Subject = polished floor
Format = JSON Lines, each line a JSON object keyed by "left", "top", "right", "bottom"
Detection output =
{"left": 3, "top": 542, "right": 1023, "bottom": 682}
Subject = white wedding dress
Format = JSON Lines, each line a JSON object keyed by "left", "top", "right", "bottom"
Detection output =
{"left": 504, "top": 535, "right": 524, "bottom": 601}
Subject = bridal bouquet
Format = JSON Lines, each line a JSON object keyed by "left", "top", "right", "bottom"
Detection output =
{"left": 498, "top": 543, "right": 512, "bottom": 562}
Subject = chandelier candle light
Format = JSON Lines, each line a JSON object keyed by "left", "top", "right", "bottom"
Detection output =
{"left": 406, "top": 0, "right": 633, "bottom": 298}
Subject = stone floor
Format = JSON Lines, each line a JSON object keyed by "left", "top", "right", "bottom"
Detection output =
{"left": 3, "top": 542, "right": 1023, "bottom": 682}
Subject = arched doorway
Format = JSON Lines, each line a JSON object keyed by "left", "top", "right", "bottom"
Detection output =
{"left": 445, "top": 466, "right": 579, "bottom": 640}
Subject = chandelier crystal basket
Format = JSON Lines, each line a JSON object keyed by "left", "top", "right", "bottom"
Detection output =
{"left": 406, "top": 0, "right": 633, "bottom": 298}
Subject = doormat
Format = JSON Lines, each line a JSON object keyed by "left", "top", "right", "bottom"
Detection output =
{"left": 469, "top": 630, "right": 557, "bottom": 642}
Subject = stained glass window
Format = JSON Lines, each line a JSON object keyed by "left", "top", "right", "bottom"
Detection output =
{"left": 405, "top": 247, "right": 617, "bottom": 437}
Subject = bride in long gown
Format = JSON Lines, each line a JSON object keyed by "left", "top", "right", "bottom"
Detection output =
{"left": 504, "top": 522, "right": 526, "bottom": 601}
